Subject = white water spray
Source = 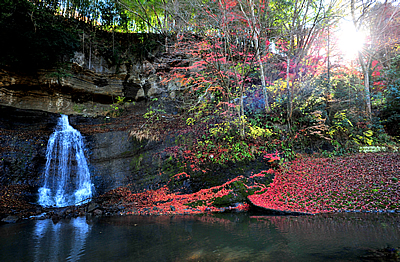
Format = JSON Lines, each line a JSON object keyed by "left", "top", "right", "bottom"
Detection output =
{"left": 38, "top": 115, "right": 93, "bottom": 207}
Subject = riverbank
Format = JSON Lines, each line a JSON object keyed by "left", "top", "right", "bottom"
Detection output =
{"left": 96, "top": 152, "right": 400, "bottom": 216}
{"left": 2, "top": 152, "right": 399, "bottom": 223}
{"left": 92, "top": 152, "right": 400, "bottom": 216}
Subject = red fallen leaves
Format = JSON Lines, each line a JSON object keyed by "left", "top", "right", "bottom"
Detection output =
{"left": 171, "top": 172, "right": 191, "bottom": 180}
{"left": 0, "top": 185, "right": 36, "bottom": 216}
{"left": 100, "top": 153, "right": 399, "bottom": 215}
{"left": 100, "top": 175, "right": 256, "bottom": 215}
{"left": 250, "top": 169, "right": 275, "bottom": 179}
{"left": 248, "top": 153, "right": 400, "bottom": 214}
{"left": 263, "top": 151, "right": 280, "bottom": 162}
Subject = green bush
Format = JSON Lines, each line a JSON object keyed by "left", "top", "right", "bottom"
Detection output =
{"left": 381, "top": 55, "right": 400, "bottom": 137}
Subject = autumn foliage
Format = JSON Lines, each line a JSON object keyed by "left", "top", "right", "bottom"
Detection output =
{"left": 98, "top": 173, "right": 258, "bottom": 215}
{"left": 96, "top": 153, "right": 400, "bottom": 216}
{"left": 249, "top": 153, "right": 400, "bottom": 214}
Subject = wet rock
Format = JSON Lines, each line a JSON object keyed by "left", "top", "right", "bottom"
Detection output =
{"left": 1, "top": 215, "right": 20, "bottom": 223}
{"left": 51, "top": 214, "right": 61, "bottom": 223}
{"left": 29, "top": 213, "right": 47, "bottom": 220}
{"left": 360, "top": 247, "right": 400, "bottom": 260}
{"left": 87, "top": 202, "right": 99, "bottom": 213}
{"left": 54, "top": 208, "right": 68, "bottom": 217}
{"left": 93, "top": 209, "right": 103, "bottom": 216}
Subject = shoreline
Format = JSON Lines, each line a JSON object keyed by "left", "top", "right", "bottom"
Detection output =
{"left": 2, "top": 152, "right": 399, "bottom": 224}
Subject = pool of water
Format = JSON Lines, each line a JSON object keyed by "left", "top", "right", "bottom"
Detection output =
{"left": 1, "top": 212, "right": 399, "bottom": 261}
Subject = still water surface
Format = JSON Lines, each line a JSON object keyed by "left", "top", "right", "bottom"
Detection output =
{"left": 1, "top": 213, "right": 399, "bottom": 261}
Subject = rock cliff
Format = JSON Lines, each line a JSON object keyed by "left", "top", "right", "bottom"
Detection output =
{"left": 0, "top": 50, "right": 184, "bottom": 116}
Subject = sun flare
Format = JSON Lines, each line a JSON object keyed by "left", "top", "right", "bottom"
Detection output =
{"left": 337, "top": 21, "right": 367, "bottom": 60}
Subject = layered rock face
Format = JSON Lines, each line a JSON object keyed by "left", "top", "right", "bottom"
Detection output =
{"left": 87, "top": 130, "right": 175, "bottom": 195}
{"left": 0, "top": 50, "right": 183, "bottom": 116}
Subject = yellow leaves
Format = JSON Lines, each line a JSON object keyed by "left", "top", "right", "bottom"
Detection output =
{"left": 364, "top": 130, "right": 373, "bottom": 137}
{"left": 186, "top": 118, "right": 195, "bottom": 126}
{"left": 249, "top": 125, "right": 263, "bottom": 139}
{"left": 209, "top": 122, "right": 230, "bottom": 137}
{"left": 333, "top": 111, "right": 353, "bottom": 127}
{"left": 353, "top": 130, "right": 374, "bottom": 145}
{"left": 267, "top": 79, "right": 290, "bottom": 95}
{"left": 270, "top": 79, "right": 296, "bottom": 90}
{"left": 207, "top": 112, "right": 275, "bottom": 141}
{"left": 249, "top": 125, "right": 272, "bottom": 139}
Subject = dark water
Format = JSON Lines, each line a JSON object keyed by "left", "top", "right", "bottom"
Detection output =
{"left": 1, "top": 213, "right": 400, "bottom": 262}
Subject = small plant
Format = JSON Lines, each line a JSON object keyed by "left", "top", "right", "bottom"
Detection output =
{"left": 47, "top": 65, "right": 74, "bottom": 85}
{"left": 359, "top": 146, "right": 387, "bottom": 153}
{"left": 353, "top": 130, "right": 374, "bottom": 145}
{"left": 143, "top": 107, "right": 166, "bottom": 121}
{"left": 73, "top": 104, "right": 85, "bottom": 114}
{"left": 143, "top": 97, "right": 166, "bottom": 121}
{"left": 108, "top": 96, "right": 135, "bottom": 117}
{"left": 321, "top": 150, "right": 334, "bottom": 158}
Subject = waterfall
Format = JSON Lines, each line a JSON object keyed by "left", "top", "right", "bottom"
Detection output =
{"left": 38, "top": 115, "right": 93, "bottom": 207}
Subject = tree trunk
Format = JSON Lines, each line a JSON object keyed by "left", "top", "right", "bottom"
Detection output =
{"left": 240, "top": 85, "right": 245, "bottom": 138}
{"left": 286, "top": 53, "right": 292, "bottom": 129}
{"left": 255, "top": 39, "right": 270, "bottom": 113}
{"left": 358, "top": 53, "right": 372, "bottom": 119}
{"left": 239, "top": 0, "right": 270, "bottom": 113}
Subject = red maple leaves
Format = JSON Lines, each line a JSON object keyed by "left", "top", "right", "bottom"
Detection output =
{"left": 249, "top": 153, "right": 400, "bottom": 214}
{"left": 100, "top": 153, "right": 399, "bottom": 216}
{"left": 100, "top": 175, "right": 257, "bottom": 215}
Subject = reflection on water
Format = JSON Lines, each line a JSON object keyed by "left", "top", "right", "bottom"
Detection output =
{"left": 0, "top": 213, "right": 399, "bottom": 261}
{"left": 0, "top": 217, "right": 91, "bottom": 262}
{"left": 33, "top": 217, "right": 91, "bottom": 262}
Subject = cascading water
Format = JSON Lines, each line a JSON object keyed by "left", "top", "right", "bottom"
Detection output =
{"left": 38, "top": 115, "right": 93, "bottom": 207}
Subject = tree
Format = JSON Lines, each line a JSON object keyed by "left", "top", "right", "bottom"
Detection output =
{"left": 157, "top": 0, "right": 276, "bottom": 138}
{"left": 237, "top": 0, "right": 271, "bottom": 112}
{"left": 351, "top": 0, "right": 400, "bottom": 119}
{"left": 274, "top": 0, "right": 340, "bottom": 128}
{"left": 0, "top": 0, "right": 80, "bottom": 71}
{"left": 382, "top": 54, "right": 400, "bottom": 136}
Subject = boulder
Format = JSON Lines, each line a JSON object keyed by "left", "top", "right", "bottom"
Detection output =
{"left": 93, "top": 209, "right": 103, "bottom": 216}
{"left": 1, "top": 215, "right": 20, "bottom": 223}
